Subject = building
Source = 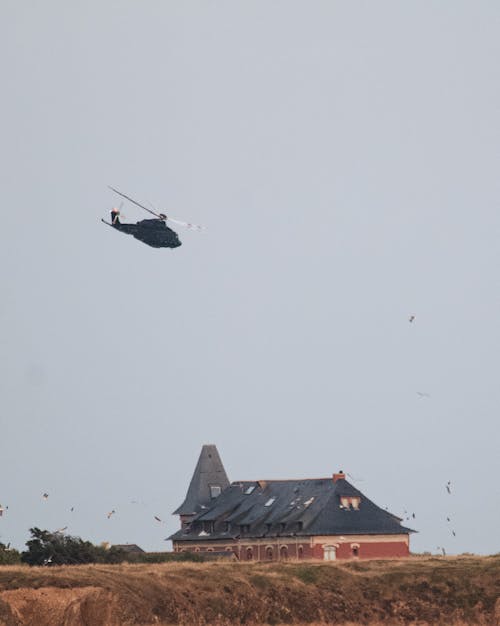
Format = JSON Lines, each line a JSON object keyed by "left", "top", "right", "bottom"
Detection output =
{"left": 170, "top": 445, "right": 415, "bottom": 561}
{"left": 112, "top": 544, "right": 145, "bottom": 554}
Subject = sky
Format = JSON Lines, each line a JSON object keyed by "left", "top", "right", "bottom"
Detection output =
{"left": 1, "top": 1, "right": 499, "bottom": 555}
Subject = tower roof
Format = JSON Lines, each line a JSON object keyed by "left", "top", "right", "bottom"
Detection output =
{"left": 173, "top": 444, "right": 230, "bottom": 515}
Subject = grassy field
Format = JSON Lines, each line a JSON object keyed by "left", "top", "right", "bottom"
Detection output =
{"left": 0, "top": 555, "right": 498, "bottom": 625}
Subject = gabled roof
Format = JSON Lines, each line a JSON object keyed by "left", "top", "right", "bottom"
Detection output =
{"left": 173, "top": 445, "right": 230, "bottom": 515}
{"left": 112, "top": 544, "right": 145, "bottom": 553}
{"left": 170, "top": 476, "right": 415, "bottom": 541}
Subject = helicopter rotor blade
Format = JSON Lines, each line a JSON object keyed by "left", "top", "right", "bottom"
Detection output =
{"left": 108, "top": 186, "right": 160, "bottom": 218}
{"left": 109, "top": 186, "right": 205, "bottom": 230}
{"left": 167, "top": 217, "right": 205, "bottom": 231}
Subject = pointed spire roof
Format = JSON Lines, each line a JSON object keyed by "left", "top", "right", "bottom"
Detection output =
{"left": 173, "top": 444, "right": 230, "bottom": 515}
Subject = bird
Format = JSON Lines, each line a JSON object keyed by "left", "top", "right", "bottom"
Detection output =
{"left": 0, "top": 505, "right": 4, "bottom": 517}
{"left": 53, "top": 526, "right": 67, "bottom": 534}
{"left": 452, "top": 530, "right": 456, "bottom": 537}
{"left": 42, "top": 556, "right": 53, "bottom": 566}
{"left": 42, "top": 493, "right": 49, "bottom": 500}
{"left": 409, "top": 315, "right": 416, "bottom": 323}
{"left": 412, "top": 512, "right": 416, "bottom": 519}
{"left": 446, "top": 516, "right": 451, "bottom": 522}
{"left": 106, "top": 510, "right": 116, "bottom": 519}
{"left": 417, "top": 391, "right": 431, "bottom": 398}
{"left": 446, "top": 481, "right": 452, "bottom": 494}
{"left": 70, "top": 507, "right": 74, "bottom": 512}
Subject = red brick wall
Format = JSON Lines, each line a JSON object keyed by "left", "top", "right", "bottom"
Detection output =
{"left": 174, "top": 538, "right": 409, "bottom": 561}
{"left": 335, "top": 541, "right": 409, "bottom": 559}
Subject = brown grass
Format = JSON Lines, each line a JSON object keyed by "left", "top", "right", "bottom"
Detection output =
{"left": 0, "top": 555, "right": 498, "bottom": 625}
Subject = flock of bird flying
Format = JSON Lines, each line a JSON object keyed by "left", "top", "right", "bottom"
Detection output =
{"left": 0, "top": 492, "right": 168, "bottom": 557}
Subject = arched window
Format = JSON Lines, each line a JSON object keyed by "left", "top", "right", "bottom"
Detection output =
{"left": 298, "top": 545, "right": 304, "bottom": 559}
{"left": 266, "top": 546, "right": 274, "bottom": 560}
{"left": 280, "top": 546, "right": 288, "bottom": 560}
{"left": 323, "top": 545, "right": 336, "bottom": 561}
{"left": 246, "top": 547, "right": 253, "bottom": 560}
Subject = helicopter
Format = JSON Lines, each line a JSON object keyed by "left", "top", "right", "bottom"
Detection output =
{"left": 102, "top": 187, "right": 204, "bottom": 249}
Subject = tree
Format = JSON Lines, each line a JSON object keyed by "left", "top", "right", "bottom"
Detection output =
{"left": 21, "top": 528, "right": 127, "bottom": 566}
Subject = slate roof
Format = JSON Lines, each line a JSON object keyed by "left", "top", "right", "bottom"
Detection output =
{"left": 173, "top": 445, "right": 230, "bottom": 515}
{"left": 112, "top": 544, "right": 145, "bottom": 553}
{"left": 170, "top": 477, "right": 415, "bottom": 542}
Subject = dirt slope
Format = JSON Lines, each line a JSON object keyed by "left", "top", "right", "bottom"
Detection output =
{"left": 0, "top": 555, "right": 498, "bottom": 625}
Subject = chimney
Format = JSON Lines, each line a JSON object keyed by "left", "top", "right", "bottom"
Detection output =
{"left": 333, "top": 470, "right": 345, "bottom": 483}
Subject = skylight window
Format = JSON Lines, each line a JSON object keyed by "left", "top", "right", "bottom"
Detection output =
{"left": 244, "top": 486, "right": 255, "bottom": 495}
{"left": 264, "top": 497, "right": 276, "bottom": 507}
{"left": 304, "top": 497, "right": 315, "bottom": 508}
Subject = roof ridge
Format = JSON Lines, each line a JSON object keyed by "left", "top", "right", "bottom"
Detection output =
{"left": 232, "top": 477, "right": 334, "bottom": 483}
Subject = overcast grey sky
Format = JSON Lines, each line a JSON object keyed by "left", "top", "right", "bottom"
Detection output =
{"left": 1, "top": 1, "right": 499, "bottom": 555}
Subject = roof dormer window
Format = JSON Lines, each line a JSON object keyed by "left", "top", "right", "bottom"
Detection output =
{"left": 210, "top": 485, "right": 222, "bottom": 498}
{"left": 264, "top": 497, "right": 276, "bottom": 507}
{"left": 340, "top": 496, "right": 361, "bottom": 510}
{"left": 244, "top": 485, "right": 255, "bottom": 495}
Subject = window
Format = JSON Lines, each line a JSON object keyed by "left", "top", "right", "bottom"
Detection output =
{"left": 244, "top": 485, "right": 255, "bottom": 495}
{"left": 352, "top": 546, "right": 359, "bottom": 557}
{"left": 240, "top": 524, "right": 250, "bottom": 534}
{"left": 203, "top": 521, "right": 214, "bottom": 533}
{"left": 280, "top": 546, "right": 288, "bottom": 560}
{"left": 304, "top": 497, "right": 315, "bottom": 508}
{"left": 266, "top": 546, "right": 273, "bottom": 560}
{"left": 323, "top": 545, "right": 336, "bottom": 561}
{"left": 210, "top": 485, "right": 222, "bottom": 498}
{"left": 279, "top": 523, "right": 286, "bottom": 533}
{"left": 298, "top": 545, "right": 304, "bottom": 559}
{"left": 246, "top": 547, "right": 253, "bottom": 560}
{"left": 264, "top": 497, "right": 276, "bottom": 507}
{"left": 340, "top": 496, "right": 361, "bottom": 509}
